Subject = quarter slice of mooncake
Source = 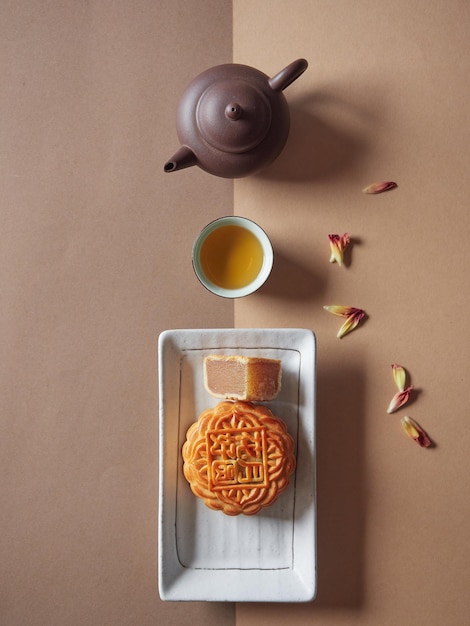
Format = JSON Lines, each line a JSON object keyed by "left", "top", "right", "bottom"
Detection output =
{"left": 203, "top": 354, "right": 282, "bottom": 401}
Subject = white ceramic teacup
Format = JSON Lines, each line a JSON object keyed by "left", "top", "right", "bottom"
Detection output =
{"left": 192, "top": 216, "right": 273, "bottom": 298}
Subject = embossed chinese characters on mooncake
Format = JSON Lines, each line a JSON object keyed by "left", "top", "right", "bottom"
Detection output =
{"left": 182, "top": 401, "right": 296, "bottom": 516}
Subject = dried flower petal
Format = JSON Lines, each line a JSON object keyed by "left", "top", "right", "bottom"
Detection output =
{"left": 323, "top": 305, "right": 356, "bottom": 317}
{"left": 328, "top": 233, "right": 350, "bottom": 266}
{"left": 387, "top": 364, "right": 414, "bottom": 412}
{"left": 391, "top": 363, "right": 406, "bottom": 392}
{"left": 362, "top": 181, "right": 397, "bottom": 194}
{"left": 401, "top": 416, "right": 432, "bottom": 448}
{"left": 387, "top": 386, "right": 414, "bottom": 413}
{"left": 337, "top": 311, "right": 366, "bottom": 338}
{"left": 324, "top": 305, "right": 366, "bottom": 338}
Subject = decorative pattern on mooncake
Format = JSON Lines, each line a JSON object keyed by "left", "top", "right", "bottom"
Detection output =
{"left": 182, "top": 400, "right": 296, "bottom": 516}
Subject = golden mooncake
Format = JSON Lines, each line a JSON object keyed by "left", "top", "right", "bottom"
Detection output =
{"left": 203, "top": 354, "right": 282, "bottom": 401}
{"left": 182, "top": 400, "right": 296, "bottom": 516}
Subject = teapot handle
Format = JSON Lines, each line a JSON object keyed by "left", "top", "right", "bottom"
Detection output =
{"left": 268, "top": 58, "right": 308, "bottom": 92}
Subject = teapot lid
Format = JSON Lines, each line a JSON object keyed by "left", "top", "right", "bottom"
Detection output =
{"left": 196, "top": 79, "right": 271, "bottom": 154}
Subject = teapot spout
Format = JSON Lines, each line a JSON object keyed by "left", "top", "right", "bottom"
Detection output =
{"left": 268, "top": 58, "right": 308, "bottom": 92}
{"left": 164, "top": 146, "right": 197, "bottom": 173}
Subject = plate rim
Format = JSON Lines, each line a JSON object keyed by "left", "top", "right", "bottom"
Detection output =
{"left": 158, "top": 328, "right": 317, "bottom": 602}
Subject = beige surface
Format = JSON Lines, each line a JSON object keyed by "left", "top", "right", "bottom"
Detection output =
{"left": 234, "top": 1, "right": 470, "bottom": 625}
{"left": 0, "top": 2, "right": 234, "bottom": 625}
{"left": 2, "top": 1, "right": 469, "bottom": 625}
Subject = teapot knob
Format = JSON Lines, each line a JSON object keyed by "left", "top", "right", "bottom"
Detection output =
{"left": 197, "top": 80, "right": 271, "bottom": 153}
{"left": 225, "top": 102, "right": 242, "bottom": 120}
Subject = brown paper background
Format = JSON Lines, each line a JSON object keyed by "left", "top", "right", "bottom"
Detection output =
{"left": 234, "top": 1, "right": 470, "bottom": 626}
{"left": 1, "top": 2, "right": 233, "bottom": 625}
{"left": 1, "top": 1, "right": 469, "bottom": 625}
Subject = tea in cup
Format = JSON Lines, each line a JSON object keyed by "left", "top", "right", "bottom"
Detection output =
{"left": 192, "top": 216, "right": 273, "bottom": 298}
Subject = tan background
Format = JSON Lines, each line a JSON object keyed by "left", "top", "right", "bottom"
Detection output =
{"left": 234, "top": 2, "right": 470, "bottom": 626}
{"left": 1, "top": 1, "right": 469, "bottom": 626}
{"left": 1, "top": 2, "right": 234, "bottom": 625}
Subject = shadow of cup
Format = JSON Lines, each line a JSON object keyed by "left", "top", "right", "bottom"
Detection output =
{"left": 258, "top": 248, "right": 327, "bottom": 303}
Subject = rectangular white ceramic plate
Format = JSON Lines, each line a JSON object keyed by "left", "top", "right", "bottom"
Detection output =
{"left": 158, "top": 328, "right": 317, "bottom": 602}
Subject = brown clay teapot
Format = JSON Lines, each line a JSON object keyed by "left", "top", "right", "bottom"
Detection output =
{"left": 164, "top": 58, "right": 308, "bottom": 178}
